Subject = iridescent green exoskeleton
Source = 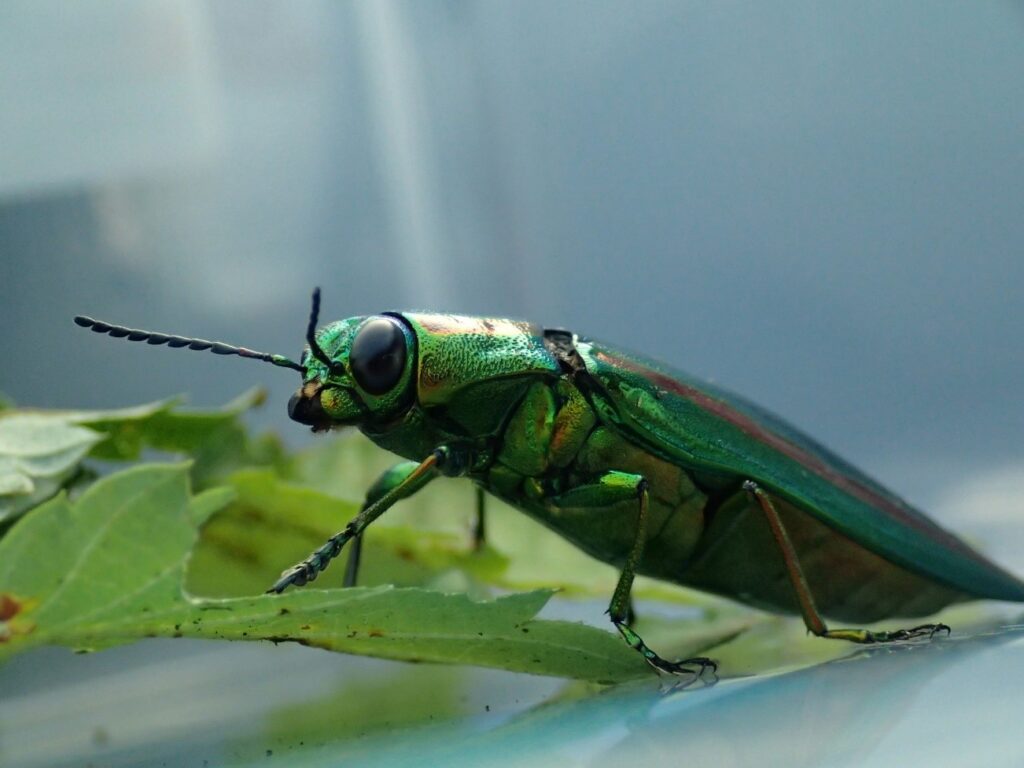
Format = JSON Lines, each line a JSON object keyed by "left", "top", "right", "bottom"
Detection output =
{"left": 75, "top": 289, "right": 1024, "bottom": 678}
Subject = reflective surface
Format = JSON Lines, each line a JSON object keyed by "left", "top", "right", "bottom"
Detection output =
{"left": 4, "top": 623, "right": 1024, "bottom": 767}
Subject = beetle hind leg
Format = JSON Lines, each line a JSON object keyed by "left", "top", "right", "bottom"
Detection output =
{"left": 821, "top": 623, "right": 950, "bottom": 644}
{"left": 743, "top": 480, "right": 952, "bottom": 646}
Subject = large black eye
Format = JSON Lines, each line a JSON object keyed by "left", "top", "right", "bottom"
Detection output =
{"left": 349, "top": 317, "right": 407, "bottom": 395}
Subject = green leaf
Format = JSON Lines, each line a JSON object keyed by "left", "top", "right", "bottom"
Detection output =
{"left": 0, "top": 414, "right": 102, "bottom": 522}
{"left": 0, "top": 392, "right": 282, "bottom": 525}
{"left": 71, "top": 388, "right": 283, "bottom": 485}
{"left": 0, "top": 414, "right": 102, "bottom": 460}
{"left": 189, "top": 486, "right": 238, "bottom": 527}
{"left": 185, "top": 469, "right": 362, "bottom": 598}
{"left": 0, "top": 463, "right": 650, "bottom": 682}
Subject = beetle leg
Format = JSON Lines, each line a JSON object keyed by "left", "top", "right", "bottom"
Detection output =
{"left": 554, "top": 471, "right": 717, "bottom": 678}
{"left": 743, "top": 480, "right": 952, "bottom": 644}
{"left": 343, "top": 534, "right": 363, "bottom": 588}
{"left": 816, "top": 624, "right": 951, "bottom": 643}
{"left": 268, "top": 449, "right": 450, "bottom": 594}
{"left": 741, "top": 480, "right": 827, "bottom": 634}
{"left": 473, "top": 485, "right": 487, "bottom": 551}
{"left": 625, "top": 597, "right": 638, "bottom": 627}
{"left": 341, "top": 461, "right": 425, "bottom": 588}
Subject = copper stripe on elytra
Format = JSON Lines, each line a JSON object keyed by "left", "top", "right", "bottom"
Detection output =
{"left": 595, "top": 351, "right": 992, "bottom": 565}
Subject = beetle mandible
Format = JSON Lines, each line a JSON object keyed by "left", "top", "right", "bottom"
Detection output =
{"left": 75, "top": 289, "right": 1024, "bottom": 677}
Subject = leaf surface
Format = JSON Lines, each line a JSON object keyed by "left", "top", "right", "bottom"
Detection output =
{"left": 0, "top": 391, "right": 280, "bottom": 523}
{"left": 0, "top": 415, "right": 102, "bottom": 522}
{"left": 0, "top": 464, "right": 651, "bottom": 682}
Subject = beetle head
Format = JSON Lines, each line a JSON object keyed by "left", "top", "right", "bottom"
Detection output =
{"left": 74, "top": 287, "right": 417, "bottom": 434}
{"left": 288, "top": 290, "right": 417, "bottom": 431}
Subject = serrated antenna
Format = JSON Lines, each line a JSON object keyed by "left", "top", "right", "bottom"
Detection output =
{"left": 73, "top": 315, "right": 305, "bottom": 373}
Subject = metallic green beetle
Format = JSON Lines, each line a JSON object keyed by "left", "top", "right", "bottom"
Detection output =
{"left": 75, "top": 289, "right": 1024, "bottom": 676}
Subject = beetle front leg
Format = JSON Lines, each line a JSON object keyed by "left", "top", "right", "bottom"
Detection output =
{"left": 341, "top": 461, "right": 424, "bottom": 588}
{"left": 555, "top": 471, "right": 717, "bottom": 679}
{"left": 268, "top": 448, "right": 452, "bottom": 594}
{"left": 743, "top": 480, "right": 951, "bottom": 644}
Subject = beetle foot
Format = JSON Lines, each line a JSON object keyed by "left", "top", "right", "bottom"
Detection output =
{"left": 615, "top": 621, "right": 719, "bottom": 681}
{"left": 266, "top": 530, "right": 352, "bottom": 594}
{"left": 649, "top": 655, "right": 718, "bottom": 679}
{"left": 266, "top": 564, "right": 315, "bottom": 594}
{"left": 823, "top": 623, "right": 951, "bottom": 644}
{"left": 870, "top": 623, "right": 951, "bottom": 643}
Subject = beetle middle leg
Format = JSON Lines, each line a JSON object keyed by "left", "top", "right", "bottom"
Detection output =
{"left": 553, "top": 471, "right": 717, "bottom": 678}
{"left": 743, "top": 480, "right": 951, "bottom": 644}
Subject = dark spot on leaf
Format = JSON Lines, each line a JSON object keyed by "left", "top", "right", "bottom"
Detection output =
{"left": 521, "top": 627, "right": 530, "bottom": 633}
{"left": 300, "top": 624, "right": 311, "bottom": 630}
{"left": 485, "top": 705, "right": 490, "bottom": 712}
{"left": 266, "top": 750, "right": 273, "bottom": 757}
{"left": 172, "top": 632, "right": 183, "bottom": 638}
{"left": 265, "top": 635, "right": 299, "bottom": 646}
{"left": 278, "top": 607, "right": 290, "bottom": 616}
{"left": 368, "top": 629, "right": 385, "bottom": 638}
{"left": 173, "top": 623, "right": 181, "bottom": 631}
{"left": 395, "top": 547, "right": 415, "bottom": 561}
{"left": 0, "top": 594, "right": 23, "bottom": 622}
{"left": 347, "top": 631, "right": 357, "bottom": 638}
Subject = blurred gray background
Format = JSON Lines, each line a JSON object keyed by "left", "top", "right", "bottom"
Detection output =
{"left": 1, "top": 0, "right": 1022, "bottom": 514}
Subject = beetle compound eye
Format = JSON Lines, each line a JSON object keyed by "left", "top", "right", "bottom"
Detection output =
{"left": 349, "top": 317, "right": 407, "bottom": 395}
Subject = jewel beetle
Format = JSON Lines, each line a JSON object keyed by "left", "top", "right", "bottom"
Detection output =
{"left": 75, "top": 289, "right": 1024, "bottom": 677}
